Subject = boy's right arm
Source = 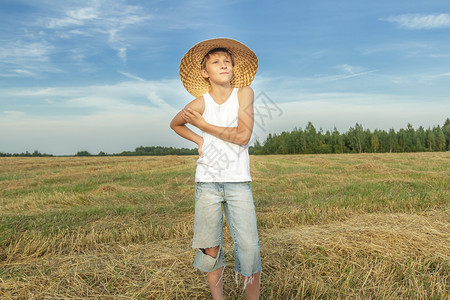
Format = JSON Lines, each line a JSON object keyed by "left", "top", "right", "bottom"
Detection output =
{"left": 170, "top": 97, "right": 205, "bottom": 156}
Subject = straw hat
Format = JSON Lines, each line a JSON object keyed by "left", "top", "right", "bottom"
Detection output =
{"left": 179, "top": 38, "right": 258, "bottom": 97}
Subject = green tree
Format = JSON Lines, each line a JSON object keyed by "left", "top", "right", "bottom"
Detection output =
{"left": 377, "top": 130, "right": 389, "bottom": 153}
{"left": 388, "top": 128, "right": 397, "bottom": 152}
{"left": 397, "top": 129, "right": 407, "bottom": 152}
{"left": 305, "top": 122, "right": 319, "bottom": 153}
{"left": 371, "top": 132, "right": 380, "bottom": 153}
{"left": 331, "top": 127, "right": 344, "bottom": 153}
{"left": 435, "top": 126, "right": 446, "bottom": 151}
{"left": 294, "top": 128, "right": 307, "bottom": 154}
{"left": 263, "top": 133, "right": 275, "bottom": 154}
{"left": 415, "top": 126, "right": 426, "bottom": 152}
{"left": 442, "top": 118, "right": 450, "bottom": 150}
{"left": 253, "top": 119, "right": 449, "bottom": 155}
{"left": 405, "top": 123, "right": 416, "bottom": 152}
{"left": 252, "top": 139, "right": 264, "bottom": 155}
{"left": 348, "top": 123, "right": 364, "bottom": 153}
{"left": 76, "top": 150, "right": 92, "bottom": 156}
{"left": 278, "top": 131, "right": 290, "bottom": 154}
{"left": 425, "top": 129, "right": 435, "bottom": 151}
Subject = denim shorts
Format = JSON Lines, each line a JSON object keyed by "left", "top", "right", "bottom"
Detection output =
{"left": 192, "top": 182, "right": 262, "bottom": 277}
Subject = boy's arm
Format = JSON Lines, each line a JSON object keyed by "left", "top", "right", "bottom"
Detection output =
{"left": 182, "top": 86, "right": 254, "bottom": 146}
{"left": 170, "top": 97, "right": 205, "bottom": 156}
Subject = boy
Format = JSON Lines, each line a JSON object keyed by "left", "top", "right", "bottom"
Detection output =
{"left": 170, "top": 38, "right": 261, "bottom": 299}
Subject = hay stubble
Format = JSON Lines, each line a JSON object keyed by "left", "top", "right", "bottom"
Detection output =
{"left": 0, "top": 153, "right": 449, "bottom": 299}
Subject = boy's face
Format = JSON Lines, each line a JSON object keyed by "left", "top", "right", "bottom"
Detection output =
{"left": 201, "top": 51, "right": 234, "bottom": 85}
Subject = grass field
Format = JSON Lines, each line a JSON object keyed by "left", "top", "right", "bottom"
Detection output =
{"left": 0, "top": 152, "right": 449, "bottom": 299}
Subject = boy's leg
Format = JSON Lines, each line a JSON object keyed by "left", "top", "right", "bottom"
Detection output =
{"left": 205, "top": 246, "right": 224, "bottom": 300}
{"left": 192, "top": 183, "right": 226, "bottom": 298}
{"left": 223, "top": 182, "right": 262, "bottom": 298}
{"left": 242, "top": 271, "right": 261, "bottom": 300}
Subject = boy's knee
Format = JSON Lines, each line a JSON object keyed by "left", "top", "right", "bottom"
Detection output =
{"left": 203, "top": 246, "right": 220, "bottom": 258}
{"left": 194, "top": 245, "right": 226, "bottom": 273}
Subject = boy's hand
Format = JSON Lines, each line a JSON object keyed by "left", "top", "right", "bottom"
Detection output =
{"left": 182, "top": 107, "right": 205, "bottom": 129}
{"left": 198, "top": 137, "right": 204, "bottom": 157}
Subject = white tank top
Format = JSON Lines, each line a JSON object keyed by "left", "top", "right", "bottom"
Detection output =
{"left": 195, "top": 88, "right": 252, "bottom": 182}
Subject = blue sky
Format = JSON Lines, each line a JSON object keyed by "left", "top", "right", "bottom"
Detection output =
{"left": 1, "top": 0, "right": 449, "bottom": 155}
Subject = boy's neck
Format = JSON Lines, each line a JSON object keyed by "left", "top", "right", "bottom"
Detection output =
{"left": 209, "top": 84, "right": 234, "bottom": 104}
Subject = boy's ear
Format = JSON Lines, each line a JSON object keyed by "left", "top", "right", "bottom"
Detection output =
{"left": 201, "top": 69, "right": 209, "bottom": 79}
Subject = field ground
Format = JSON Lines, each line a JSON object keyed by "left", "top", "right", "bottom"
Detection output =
{"left": 0, "top": 152, "right": 449, "bottom": 299}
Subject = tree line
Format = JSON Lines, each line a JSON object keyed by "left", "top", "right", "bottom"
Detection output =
{"left": 0, "top": 150, "right": 54, "bottom": 157}
{"left": 2, "top": 119, "right": 448, "bottom": 157}
{"left": 0, "top": 146, "right": 197, "bottom": 157}
{"left": 77, "top": 146, "right": 198, "bottom": 156}
{"left": 251, "top": 118, "right": 450, "bottom": 155}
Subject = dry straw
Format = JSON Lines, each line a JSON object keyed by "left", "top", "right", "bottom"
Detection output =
{"left": 1, "top": 153, "right": 448, "bottom": 298}
{"left": 1, "top": 210, "right": 448, "bottom": 299}
{"left": 179, "top": 38, "right": 258, "bottom": 97}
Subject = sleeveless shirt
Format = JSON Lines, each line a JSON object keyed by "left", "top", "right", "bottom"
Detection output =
{"left": 195, "top": 88, "right": 252, "bottom": 182}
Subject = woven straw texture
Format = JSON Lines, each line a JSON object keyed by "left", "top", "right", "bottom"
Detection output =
{"left": 179, "top": 38, "right": 258, "bottom": 97}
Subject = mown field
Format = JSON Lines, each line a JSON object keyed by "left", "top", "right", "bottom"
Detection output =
{"left": 0, "top": 152, "right": 449, "bottom": 299}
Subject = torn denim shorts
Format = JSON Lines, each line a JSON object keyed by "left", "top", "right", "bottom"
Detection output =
{"left": 192, "top": 182, "right": 262, "bottom": 277}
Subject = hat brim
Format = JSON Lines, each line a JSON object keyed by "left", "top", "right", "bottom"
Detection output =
{"left": 179, "top": 38, "right": 258, "bottom": 97}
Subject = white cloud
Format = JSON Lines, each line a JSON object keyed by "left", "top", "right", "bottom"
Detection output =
{"left": 265, "top": 97, "right": 449, "bottom": 136}
{"left": 4, "top": 79, "right": 185, "bottom": 112}
{"left": 1, "top": 71, "right": 448, "bottom": 155}
{"left": 337, "top": 64, "right": 360, "bottom": 74}
{"left": 330, "top": 64, "right": 376, "bottom": 81}
{"left": 0, "top": 41, "right": 59, "bottom": 77}
{"left": 0, "top": 78, "right": 193, "bottom": 154}
{"left": 116, "top": 47, "right": 128, "bottom": 61}
{"left": 44, "top": 5, "right": 100, "bottom": 28}
{"left": 419, "top": 71, "right": 450, "bottom": 84}
{"left": 0, "top": 111, "right": 181, "bottom": 155}
{"left": 119, "top": 71, "right": 145, "bottom": 82}
{"left": 14, "top": 69, "right": 37, "bottom": 77}
{"left": 249, "top": 74, "right": 449, "bottom": 141}
{"left": 0, "top": 41, "right": 53, "bottom": 60}
{"left": 2, "top": 111, "right": 26, "bottom": 118}
{"left": 0, "top": 69, "right": 37, "bottom": 78}
{"left": 67, "top": 6, "right": 99, "bottom": 21}
{"left": 0, "top": 0, "right": 217, "bottom": 78}
{"left": 360, "top": 41, "right": 434, "bottom": 57}
{"left": 436, "top": 72, "right": 450, "bottom": 77}
{"left": 40, "top": 2, "right": 151, "bottom": 61}
{"left": 382, "top": 14, "right": 450, "bottom": 29}
{"left": 47, "top": 16, "right": 84, "bottom": 29}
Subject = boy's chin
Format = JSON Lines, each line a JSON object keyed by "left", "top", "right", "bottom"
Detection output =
{"left": 210, "top": 79, "right": 232, "bottom": 86}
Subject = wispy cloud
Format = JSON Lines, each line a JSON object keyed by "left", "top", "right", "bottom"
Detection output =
{"left": 331, "top": 64, "right": 376, "bottom": 80}
{"left": 2, "top": 111, "right": 26, "bottom": 119}
{"left": 360, "top": 41, "right": 434, "bottom": 56}
{"left": 1, "top": 72, "right": 448, "bottom": 154}
{"left": 0, "top": 69, "right": 37, "bottom": 78}
{"left": 382, "top": 13, "right": 450, "bottom": 29}
{"left": 1, "top": 78, "right": 186, "bottom": 113}
{"left": 0, "top": 78, "right": 190, "bottom": 154}
{"left": 0, "top": 1, "right": 213, "bottom": 78}
{"left": 119, "top": 71, "right": 145, "bottom": 82}
{"left": 336, "top": 64, "right": 363, "bottom": 74}
{"left": 419, "top": 71, "right": 450, "bottom": 84}
{"left": 46, "top": 6, "right": 99, "bottom": 29}
{"left": 0, "top": 41, "right": 53, "bottom": 60}
{"left": 40, "top": 2, "right": 151, "bottom": 61}
{"left": 0, "top": 40, "right": 59, "bottom": 77}
{"left": 0, "top": 1, "right": 154, "bottom": 78}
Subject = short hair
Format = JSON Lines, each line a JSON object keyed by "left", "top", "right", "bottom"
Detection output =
{"left": 201, "top": 48, "right": 235, "bottom": 70}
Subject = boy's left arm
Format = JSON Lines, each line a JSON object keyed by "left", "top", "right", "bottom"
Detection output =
{"left": 182, "top": 86, "right": 254, "bottom": 146}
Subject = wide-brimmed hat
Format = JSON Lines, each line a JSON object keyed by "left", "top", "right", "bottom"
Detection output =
{"left": 179, "top": 38, "right": 258, "bottom": 97}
